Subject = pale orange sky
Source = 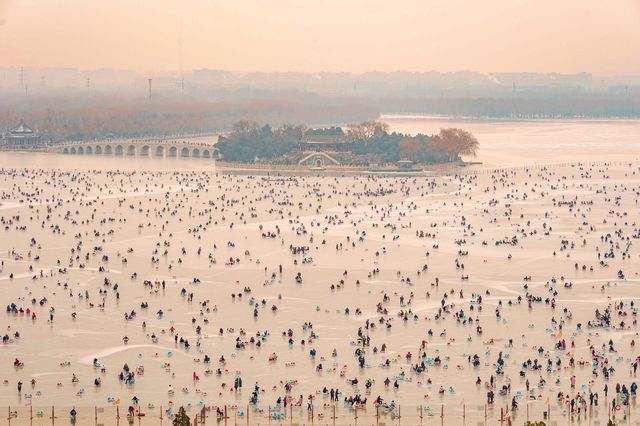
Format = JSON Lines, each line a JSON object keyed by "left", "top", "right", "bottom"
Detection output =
{"left": 1, "top": 0, "right": 639, "bottom": 74}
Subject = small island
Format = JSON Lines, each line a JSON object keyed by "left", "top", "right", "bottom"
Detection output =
{"left": 216, "top": 120, "right": 479, "bottom": 170}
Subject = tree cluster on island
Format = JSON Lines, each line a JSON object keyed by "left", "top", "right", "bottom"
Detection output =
{"left": 216, "top": 120, "right": 478, "bottom": 165}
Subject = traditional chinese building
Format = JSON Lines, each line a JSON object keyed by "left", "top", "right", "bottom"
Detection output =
{"left": 299, "top": 135, "right": 352, "bottom": 153}
{"left": 2, "top": 120, "right": 42, "bottom": 149}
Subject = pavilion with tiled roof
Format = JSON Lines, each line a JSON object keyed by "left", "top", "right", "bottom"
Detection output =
{"left": 2, "top": 120, "right": 42, "bottom": 149}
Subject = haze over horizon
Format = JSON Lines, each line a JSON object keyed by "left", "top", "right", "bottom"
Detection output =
{"left": 1, "top": 0, "right": 640, "bottom": 75}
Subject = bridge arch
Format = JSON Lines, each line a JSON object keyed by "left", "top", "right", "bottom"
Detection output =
{"left": 59, "top": 141, "right": 217, "bottom": 159}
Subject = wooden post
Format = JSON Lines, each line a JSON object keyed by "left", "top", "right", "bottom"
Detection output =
{"left": 31, "top": 405, "right": 33, "bottom": 422}
{"left": 484, "top": 404, "right": 487, "bottom": 420}
{"left": 247, "top": 405, "right": 249, "bottom": 426}
{"left": 116, "top": 405, "right": 120, "bottom": 421}
{"left": 500, "top": 407, "right": 504, "bottom": 425}
{"left": 8, "top": 406, "right": 11, "bottom": 425}
{"left": 526, "top": 403, "right": 529, "bottom": 422}
{"left": 52, "top": 406, "right": 55, "bottom": 425}
{"left": 419, "top": 405, "right": 423, "bottom": 421}
{"left": 376, "top": 405, "right": 379, "bottom": 425}
{"left": 332, "top": 404, "right": 336, "bottom": 426}
{"left": 268, "top": 407, "right": 271, "bottom": 425}
{"left": 95, "top": 406, "right": 97, "bottom": 424}
{"left": 463, "top": 404, "right": 465, "bottom": 420}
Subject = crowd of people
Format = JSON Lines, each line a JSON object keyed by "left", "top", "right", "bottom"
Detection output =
{"left": 0, "top": 161, "right": 639, "bottom": 422}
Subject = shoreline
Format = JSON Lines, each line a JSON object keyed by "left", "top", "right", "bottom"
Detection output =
{"left": 381, "top": 113, "right": 640, "bottom": 123}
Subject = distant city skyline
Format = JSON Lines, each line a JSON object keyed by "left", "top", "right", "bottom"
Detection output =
{"left": 0, "top": 0, "right": 639, "bottom": 74}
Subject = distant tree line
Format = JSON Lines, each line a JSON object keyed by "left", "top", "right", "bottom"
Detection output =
{"left": 216, "top": 120, "right": 478, "bottom": 164}
{"left": 0, "top": 94, "right": 376, "bottom": 142}
{"left": 3, "top": 90, "right": 638, "bottom": 144}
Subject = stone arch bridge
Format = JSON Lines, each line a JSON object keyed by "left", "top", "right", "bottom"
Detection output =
{"left": 50, "top": 138, "right": 217, "bottom": 159}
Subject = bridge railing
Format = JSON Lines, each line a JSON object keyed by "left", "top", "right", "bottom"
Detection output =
{"left": 0, "top": 400, "right": 624, "bottom": 425}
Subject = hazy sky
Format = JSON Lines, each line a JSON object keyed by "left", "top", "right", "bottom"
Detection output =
{"left": 1, "top": 0, "right": 640, "bottom": 74}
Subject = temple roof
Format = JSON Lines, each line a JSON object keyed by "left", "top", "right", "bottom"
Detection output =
{"left": 301, "top": 135, "right": 348, "bottom": 144}
{"left": 10, "top": 120, "right": 36, "bottom": 135}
